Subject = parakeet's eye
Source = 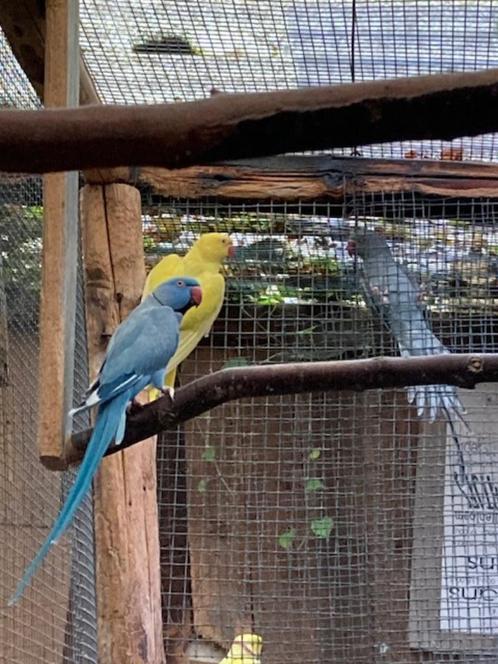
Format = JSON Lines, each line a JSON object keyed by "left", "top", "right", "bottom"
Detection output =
{"left": 176, "top": 280, "right": 185, "bottom": 287}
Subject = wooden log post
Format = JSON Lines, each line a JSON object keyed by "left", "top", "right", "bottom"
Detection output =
{"left": 38, "top": 0, "right": 79, "bottom": 469}
{"left": 80, "top": 183, "right": 165, "bottom": 664}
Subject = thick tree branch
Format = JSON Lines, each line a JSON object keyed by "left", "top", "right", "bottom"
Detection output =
{"left": 3, "top": 68, "right": 498, "bottom": 173}
{"left": 66, "top": 353, "right": 497, "bottom": 465}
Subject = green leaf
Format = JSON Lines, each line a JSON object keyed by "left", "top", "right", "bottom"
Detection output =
{"left": 308, "top": 448, "right": 321, "bottom": 461}
{"left": 311, "top": 516, "right": 334, "bottom": 539}
{"left": 197, "top": 479, "right": 208, "bottom": 493}
{"left": 202, "top": 446, "right": 216, "bottom": 462}
{"left": 278, "top": 528, "right": 296, "bottom": 550}
{"left": 222, "top": 356, "right": 249, "bottom": 369}
{"left": 305, "top": 479, "right": 324, "bottom": 494}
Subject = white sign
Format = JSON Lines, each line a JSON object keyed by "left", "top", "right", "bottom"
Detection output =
{"left": 440, "top": 434, "right": 498, "bottom": 635}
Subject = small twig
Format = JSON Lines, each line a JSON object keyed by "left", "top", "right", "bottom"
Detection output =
{"left": 65, "top": 354, "right": 498, "bottom": 466}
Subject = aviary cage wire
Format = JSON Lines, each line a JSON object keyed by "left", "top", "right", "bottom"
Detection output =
{"left": 144, "top": 194, "right": 498, "bottom": 663}
{"left": 2, "top": 0, "right": 498, "bottom": 662}
{"left": 0, "top": 29, "right": 98, "bottom": 664}
{"left": 80, "top": 0, "right": 498, "bottom": 160}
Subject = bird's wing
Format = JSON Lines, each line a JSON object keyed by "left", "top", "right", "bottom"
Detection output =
{"left": 361, "top": 253, "right": 437, "bottom": 353}
{"left": 142, "top": 253, "right": 184, "bottom": 299}
{"left": 102, "top": 305, "right": 180, "bottom": 386}
{"left": 360, "top": 245, "right": 466, "bottom": 423}
{"left": 165, "top": 272, "right": 225, "bottom": 376}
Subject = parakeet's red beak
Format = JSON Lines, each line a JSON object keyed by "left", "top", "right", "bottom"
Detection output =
{"left": 228, "top": 244, "right": 236, "bottom": 258}
{"left": 346, "top": 240, "right": 357, "bottom": 257}
{"left": 190, "top": 286, "right": 202, "bottom": 306}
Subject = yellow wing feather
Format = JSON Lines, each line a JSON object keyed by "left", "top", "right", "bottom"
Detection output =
{"left": 143, "top": 253, "right": 183, "bottom": 299}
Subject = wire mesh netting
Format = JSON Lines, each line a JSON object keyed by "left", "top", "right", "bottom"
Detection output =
{"left": 4, "top": 0, "right": 498, "bottom": 661}
{"left": 146, "top": 193, "right": 498, "bottom": 663}
{"left": 0, "top": 29, "right": 98, "bottom": 664}
{"left": 80, "top": 0, "right": 498, "bottom": 161}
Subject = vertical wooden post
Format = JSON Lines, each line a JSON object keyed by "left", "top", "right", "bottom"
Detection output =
{"left": 80, "top": 183, "right": 166, "bottom": 664}
{"left": 0, "top": 256, "right": 8, "bottom": 385}
{"left": 38, "top": 0, "right": 79, "bottom": 469}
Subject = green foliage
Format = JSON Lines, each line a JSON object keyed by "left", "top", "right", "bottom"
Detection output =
{"left": 143, "top": 236, "right": 156, "bottom": 252}
{"left": 278, "top": 528, "right": 296, "bottom": 550}
{"left": 308, "top": 448, "right": 321, "bottom": 461}
{"left": 202, "top": 446, "right": 216, "bottom": 462}
{"left": 0, "top": 203, "right": 43, "bottom": 330}
{"left": 253, "top": 287, "right": 286, "bottom": 306}
{"left": 305, "top": 478, "right": 325, "bottom": 494}
{"left": 310, "top": 516, "right": 334, "bottom": 539}
{"left": 197, "top": 479, "right": 208, "bottom": 494}
{"left": 299, "top": 255, "right": 340, "bottom": 275}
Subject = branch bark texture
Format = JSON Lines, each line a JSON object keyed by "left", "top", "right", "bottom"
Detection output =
{"left": 66, "top": 353, "right": 496, "bottom": 465}
{"left": 3, "top": 68, "right": 498, "bottom": 173}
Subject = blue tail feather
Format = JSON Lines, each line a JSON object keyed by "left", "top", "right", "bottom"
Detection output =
{"left": 8, "top": 390, "right": 132, "bottom": 605}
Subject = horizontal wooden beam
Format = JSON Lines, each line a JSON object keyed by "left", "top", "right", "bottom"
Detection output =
{"left": 137, "top": 156, "right": 498, "bottom": 202}
{"left": 3, "top": 68, "right": 498, "bottom": 173}
{"left": 66, "top": 353, "right": 494, "bottom": 465}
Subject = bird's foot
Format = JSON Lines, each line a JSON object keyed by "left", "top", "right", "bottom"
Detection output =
{"left": 127, "top": 398, "right": 143, "bottom": 414}
{"left": 160, "top": 386, "right": 175, "bottom": 401}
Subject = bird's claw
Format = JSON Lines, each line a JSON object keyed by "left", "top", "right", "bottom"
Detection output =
{"left": 127, "top": 398, "right": 143, "bottom": 415}
{"left": 160, "top": 386, "right": 175, "bottom": 401}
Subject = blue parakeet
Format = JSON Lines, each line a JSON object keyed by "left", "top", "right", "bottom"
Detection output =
{"left": 9, "top": 276, "right": 202, "bottom": 605}
{"left": 347, "top": 230, "right": 466, "bottom": 425}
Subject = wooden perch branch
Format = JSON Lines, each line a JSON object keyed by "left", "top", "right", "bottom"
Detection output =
{"left": 67, "top": 353, "right": 498, "bottom": 465}
{"left": 3, "top": 68, "right": 498, "bottom": 173}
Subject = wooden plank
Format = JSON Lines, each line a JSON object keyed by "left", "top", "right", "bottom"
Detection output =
{"left": 0, "top": 254, "right": 8, "bottom": 386}
{"left": 37, "top": 0, "right": 79, "bottom": 469}
{"left": 137, "top": 158, "right": 498, "bottom": 202}
{"left": 5, "top": 67, "right": 498, "bottom": 173}
{"left": 80, "top": 183, "right": 165, "bottom": 664}
{"left": 0, "top": 1, "right": 100, "bottom": 105}
{"left": 214, "top": 155, "right": 498, "bottom": 178}
{"left": 92, "top": 153, "right": 498, "bottom": 191}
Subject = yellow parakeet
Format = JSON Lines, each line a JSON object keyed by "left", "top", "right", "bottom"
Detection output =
{"left": 142, "top": 232, "right": 234, "bottom": 393}
{"left": 219, "top": 634, "right": 263, "bottom": 664}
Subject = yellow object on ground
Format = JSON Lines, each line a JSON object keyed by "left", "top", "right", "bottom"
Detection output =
{"left": 143, "top": 232, "right": 233, "bottom": 393}
{"left": 219, "top": 634, "right": 263, "bottom": 664}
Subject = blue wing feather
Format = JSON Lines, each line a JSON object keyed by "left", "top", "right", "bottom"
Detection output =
{"left": 101, "top": 305, "right": 179, "bottom": 385}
